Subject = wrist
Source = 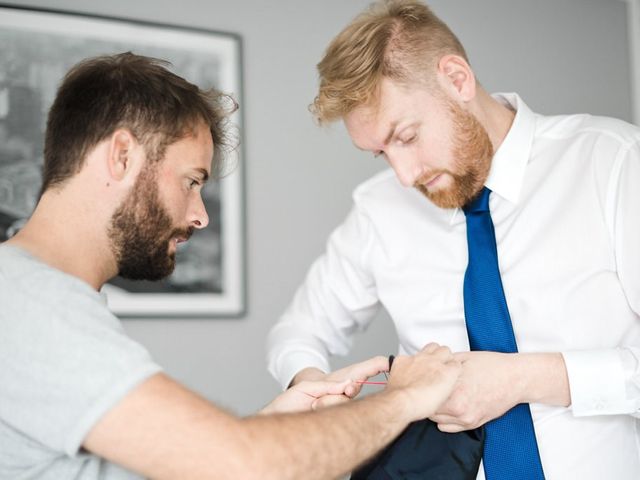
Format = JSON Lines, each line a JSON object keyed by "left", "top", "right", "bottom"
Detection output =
{"left": 515, "top": 352, "right": 570, "bottom": 406}
{"left": 370, "top": 387, "right": 416, "bottom": 425}
{"left": 289, "top": 367, "right": 326, "bottom": 387}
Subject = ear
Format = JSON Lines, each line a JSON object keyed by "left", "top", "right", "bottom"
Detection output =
{"left": 106, "top": 129, "right": 140, "bottom": 181}
{"left": 437, "top": 55, "right": 476, "bottom": 102}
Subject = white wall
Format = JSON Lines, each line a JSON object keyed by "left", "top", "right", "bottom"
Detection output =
{"left": 3, "top": 0, "right": 632, "bottom": 415}
{"left": 625, "top": 0, "right": 640, "bottom": 122}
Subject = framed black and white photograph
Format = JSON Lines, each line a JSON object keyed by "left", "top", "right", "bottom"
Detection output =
{"left": 0, "top": 5, "right": 245, "bottom": 317}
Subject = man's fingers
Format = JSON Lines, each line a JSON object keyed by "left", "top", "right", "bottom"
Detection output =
{"left": 453, "top": 351, "right": 471, "bottom": 362}
{"left": 437, "top": 423, "right": 466, "bottom": 433}
{"left": 421, "top": 342, "right": 440, "bottom": 353}
{"left": 343, "top": 382, "right": 362, "bottom": 398}
{"left": 420, "top": 342, "right": 451, "bottom": 356}
{"left": 344, "top": 355, "right": 390, "bottom": 379}
{"left": 312, "top": 394, "right": 350, "bottom": 410}
{"left": 419, "top": 343, "right": 454, "bottom": 362}
{"left": 295, "top": 379, "right": 353, "bottom": 398}
{"left": 429, "top": 413, "right": 462, "bottom": 424}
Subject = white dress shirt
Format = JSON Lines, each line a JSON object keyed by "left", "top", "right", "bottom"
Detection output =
{"left": 267, "top": 93, "right": 640, "bottom": 479}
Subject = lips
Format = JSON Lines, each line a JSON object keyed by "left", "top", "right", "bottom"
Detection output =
{"left": 416, "top": 173, "right": 441, "bottom": 189}
{"left": 424, "top": 174, "right": 441, "bottom": 186}
{"left": 169, "top": 227, "right": 195, "bottom": 250}
{"left": 170, "top": 237, "right": 189, "bottom": 253}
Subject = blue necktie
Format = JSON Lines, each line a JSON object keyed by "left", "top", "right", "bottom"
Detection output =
{"left": 463, "top": 187, "right": 545, "bottom": 480}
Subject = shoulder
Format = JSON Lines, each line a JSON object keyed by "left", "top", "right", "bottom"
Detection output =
{"left": 536, "top": 112, "right": 640, "bottom": 147}
{"left": 531, "top": 113, "right": 640, "bottom": 180}
{"left": 0, "top": 244, "right": 116, "bottom": 326}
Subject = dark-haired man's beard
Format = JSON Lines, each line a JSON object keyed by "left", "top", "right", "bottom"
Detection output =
{"left": 415, "top": 100, "right": 493, "bottom": 209}
{"left": 108, "top": 166, "right": 193, "bottom": 281}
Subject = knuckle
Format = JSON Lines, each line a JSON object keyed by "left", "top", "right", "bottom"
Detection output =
{"left": 448, "top": 399, "right": 466, "bottom": 417}
{"left": 315, "top": 397, "right": 332, "bottom": 409}
{"left": 460, "top": 413, "right": 476, "bottom": 426}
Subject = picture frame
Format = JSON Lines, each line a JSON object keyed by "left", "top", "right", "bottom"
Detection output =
{"left": 0, "top": 4, "right": 246, "bottom": 317}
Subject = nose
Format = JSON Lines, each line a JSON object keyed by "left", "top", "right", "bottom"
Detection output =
{"left": 387, "top": 152, "right": 424, "bottom": 188}
{"left": 189, "top": 193, "right": 209, "bottom": 229}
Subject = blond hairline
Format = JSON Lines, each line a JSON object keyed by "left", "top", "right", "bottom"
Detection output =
{"left": 310, "top": 0, "right": 468, "bottom": 125}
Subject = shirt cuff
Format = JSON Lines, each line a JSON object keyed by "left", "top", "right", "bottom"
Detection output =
{"left": 562, "top": 349, "right": 636, "bottom": 416}
{"left": 269, "top": 349, "right": 331, "bottom": 391}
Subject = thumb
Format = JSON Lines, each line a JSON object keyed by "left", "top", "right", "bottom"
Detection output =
{"left": 296, "top": 379, "right": 353, "bottom": 398}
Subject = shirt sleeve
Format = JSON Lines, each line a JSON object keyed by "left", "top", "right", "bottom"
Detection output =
{"left": 267, "top": 204, "right": 381, "bottom": 389}
{"left": 563, "top": 137, "right": 640, "bottom": 417}
{"left": 0, "top": 272, "right": 162, "bottom": 456}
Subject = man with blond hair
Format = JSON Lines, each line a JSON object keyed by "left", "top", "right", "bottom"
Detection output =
{"left": 268, "top": 1, "right": 640, "bottom": 478}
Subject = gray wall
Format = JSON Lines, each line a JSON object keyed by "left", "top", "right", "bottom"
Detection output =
{"left": 3, "top": 0, "right": 632, "bottom": 415}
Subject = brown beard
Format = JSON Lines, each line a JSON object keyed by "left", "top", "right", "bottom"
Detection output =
{"left": 108, "top": 164, "right": 193, "bottom": 281}
{"left": 415, "top": 99, "right": 493, "bottom": 209}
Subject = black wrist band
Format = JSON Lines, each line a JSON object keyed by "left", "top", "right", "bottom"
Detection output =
{"left": 388, "top": 354, "right": 395, "bottom": 372}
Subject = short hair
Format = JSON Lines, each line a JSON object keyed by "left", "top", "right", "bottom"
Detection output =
{"left": 42, "top": 52, "right": 237, "bottom": 193}
{"left": 311, "top": 0, "right": 468, "bottom": 124}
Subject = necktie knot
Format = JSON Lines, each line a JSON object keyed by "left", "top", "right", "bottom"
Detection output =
{"left": 463, "top": 186, "right": 491, "bottom": 215}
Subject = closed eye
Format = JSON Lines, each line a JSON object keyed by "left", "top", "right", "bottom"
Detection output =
{"left": 399, "top": 134, "right": 417, "bottom": 145}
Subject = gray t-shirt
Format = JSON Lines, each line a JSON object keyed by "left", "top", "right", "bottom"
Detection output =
{"left": 0, "top": 244, "right": 162, "bottom": 479}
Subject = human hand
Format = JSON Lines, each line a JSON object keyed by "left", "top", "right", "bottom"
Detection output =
{"left": 290, "top": 355, "right": 390, "bottom": 409}
{"left": 386, "top": 343, "right": 461, "bottom": 423}
{"left": 429, "top": 351, "right": 520, "bottom": 432}
{"left": 259, "top": 378, "right": 358, "bottom": 415}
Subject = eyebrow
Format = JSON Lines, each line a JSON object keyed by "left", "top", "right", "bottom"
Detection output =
{"left": 194, "top": 168, "right": 210, "bottom": 183}
{"left": 382, "top": 121, "right": 400, "bottom": 146}
{"left": 353, "top": 121, "right": 401, "bottom": 152}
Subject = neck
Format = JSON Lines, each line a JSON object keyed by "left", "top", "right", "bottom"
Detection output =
{"left": 7, "top": 187, "right": 117, "bottom": 290}
{"left": 472, "top": 88, "right": 516, "bottom": 154}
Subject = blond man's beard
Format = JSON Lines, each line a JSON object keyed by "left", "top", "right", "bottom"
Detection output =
{"left": 415, "top": 100, "right": 493, "bottom": 209}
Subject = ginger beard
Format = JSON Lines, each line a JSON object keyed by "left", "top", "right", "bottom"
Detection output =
{"left": 109, "top": 163, "right": 193, "bottom": 281}
{"left": 415, "top": 100, "right": 494, "bottom": 209}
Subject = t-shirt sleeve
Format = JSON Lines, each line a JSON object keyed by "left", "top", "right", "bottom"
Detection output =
{"left": 0, "top": 271, "right": 162, "bottom": 457}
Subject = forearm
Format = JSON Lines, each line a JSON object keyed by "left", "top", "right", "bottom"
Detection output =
{"left": 87, "top": 348, "right": 459, "bottom": 479}
{"left": 515, "top": 352, "right": 571, "bottom": 407}
{"left": 432, "top": 351, "right": 571, "bottom": 432}
{"left": 85, "top": 374, "right": 412, "bottom": 480}
{"left": 242, "top": 389, "right": 410, "bottom": 480}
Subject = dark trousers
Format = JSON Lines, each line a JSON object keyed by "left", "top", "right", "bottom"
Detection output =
{"left": 351, "top": 419, "right": 484, "bottom": 480}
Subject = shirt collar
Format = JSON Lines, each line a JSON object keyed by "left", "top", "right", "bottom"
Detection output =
{"left": 449, "top": 92, "right": 536, "bottom": 224}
